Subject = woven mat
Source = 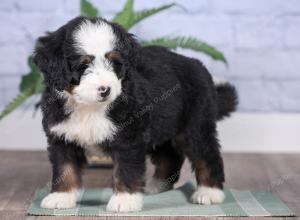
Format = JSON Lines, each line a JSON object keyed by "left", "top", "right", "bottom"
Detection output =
{"left": 28, "top": 181, "right": 295, "bottom": 217}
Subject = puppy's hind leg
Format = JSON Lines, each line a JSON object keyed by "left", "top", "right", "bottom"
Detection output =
{"left": 146, "top": 140, "right": 184, "bottom": 194}
{"left": 184, "top": 119, "right": 225, "bottom": 205}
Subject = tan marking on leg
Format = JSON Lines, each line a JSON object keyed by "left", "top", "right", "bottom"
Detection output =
{"left": 194, "top": 160, "right": 217, "bottom": 187}
{"left": 153, "top": 156, "right": 172, "bottom": 180}
{"left": 52, "top": 163, "right": 82, "bottom": 192}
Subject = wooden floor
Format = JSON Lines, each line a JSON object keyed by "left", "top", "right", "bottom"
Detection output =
{"left": 0, "top": 151, "right": 299, "bottom": 220}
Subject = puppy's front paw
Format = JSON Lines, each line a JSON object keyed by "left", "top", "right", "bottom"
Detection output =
{"left": 41, "top": 191, "right": 78, "bottom": 209}
{"left": 191, "top": 186, "right": 225, "bottom": 205}
{"left": 106, "top": 192, "right": 143, "bottom": 212}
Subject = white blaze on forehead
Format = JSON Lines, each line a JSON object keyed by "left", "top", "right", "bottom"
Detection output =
{"left": 73, "top": 19, "right": 116, "bottom": 57}
{"left": 70, "top": 18, "right": 122, "bottom": 107}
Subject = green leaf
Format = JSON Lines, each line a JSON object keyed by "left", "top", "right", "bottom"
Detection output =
{"left": 141, "top": 37, "right": 228, "bottom": 65}
{"left": 112, "top": 1, "right": 177, "bottom": 30}
{"left": 80, "top": 0, "right": 99, "bottom": 18}
{"left": 112, "top": 0, "right": 134, "bottom": 29}
{"left": 127, "top": 3, "right": 176, "bottom": 30}
{"left": 20, "top": 57, "right": 45, "bottom": 94}
{"left": 0, "top": 56, "right": 45, "bottom": 120}
{"left": 0, "top": 88, "right": 34, "bottom": 120}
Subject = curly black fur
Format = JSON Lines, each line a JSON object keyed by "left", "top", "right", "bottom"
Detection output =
{"left": 216, "top": 83, "right": 238, "bottom": 120}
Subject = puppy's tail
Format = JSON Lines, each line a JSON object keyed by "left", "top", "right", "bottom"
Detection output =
{"left": 213, "top": 77, "right": 238, "bottom": 121}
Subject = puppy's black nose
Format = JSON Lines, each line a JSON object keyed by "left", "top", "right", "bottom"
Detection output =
{"left": 98, "top": 86, "right": 111, "bottom": 98}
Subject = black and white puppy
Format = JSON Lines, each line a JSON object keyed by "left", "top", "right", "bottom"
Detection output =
{"left": 33, "top": 16, "right": 238, "bottom": 212}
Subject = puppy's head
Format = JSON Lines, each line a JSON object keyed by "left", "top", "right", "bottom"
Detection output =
{"left": 34, "top": 17, "right": 138, "bottom": 105}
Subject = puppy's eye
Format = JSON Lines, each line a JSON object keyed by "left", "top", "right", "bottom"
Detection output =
{"left": 81, "top": 55, "right": 95, "bottom": 65}
{"left": 105, "top": 51, "right": 122, "bottom": 65}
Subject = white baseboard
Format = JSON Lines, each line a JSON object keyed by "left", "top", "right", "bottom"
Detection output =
{"left": 0, "top": 109, "right": 46, "bottom": 150}
{"left": 0, "top": 110, "right": 300, "bottom": 153}
{"left": 217, "top": 113, "right": 300, "bottom": 153}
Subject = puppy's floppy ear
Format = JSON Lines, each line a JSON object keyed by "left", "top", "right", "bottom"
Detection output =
{"left": 125, "top": 33, "right": 139, "bottom": 67}
{"left": 111, "top": 22, "right": 139, "bottom": 68}
{"left": 33, "top": 25, "right": 69, "bottom": 91}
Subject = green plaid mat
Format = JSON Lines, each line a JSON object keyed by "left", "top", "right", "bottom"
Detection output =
{"left": 28, "top": 182, "right": 296, "bottom": 217}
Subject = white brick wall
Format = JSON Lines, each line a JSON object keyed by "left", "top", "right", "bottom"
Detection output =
{"left": 0, "top": 0, "right": 300, "bottom": 112}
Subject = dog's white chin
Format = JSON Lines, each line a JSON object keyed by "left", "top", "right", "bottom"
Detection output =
{"left": 106, "top": 192, "right": 143, "bottom": 213}
{"left": 73, "top": 97, "right": 110, "bottom": 107}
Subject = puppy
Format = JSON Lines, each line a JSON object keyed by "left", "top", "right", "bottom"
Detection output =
{"left": 33, "top": 16, "right": 238, "bottom": 212}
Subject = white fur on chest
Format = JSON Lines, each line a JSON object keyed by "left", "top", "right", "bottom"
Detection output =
{"left": 50, "top": 104, "right": 117, "bottom": 147}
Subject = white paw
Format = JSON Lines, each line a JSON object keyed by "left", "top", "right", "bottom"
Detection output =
{"left": 41, "top": 191, "right": 78, "bottom": 209}
{"left": 145, "top": 177, "right": 171, "bottom": 194}
{"left": 106, "top": 192, "right": 143, "bottom": 212}
{"left": 191, "top": 186, "right": 225, "bottom": 205}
